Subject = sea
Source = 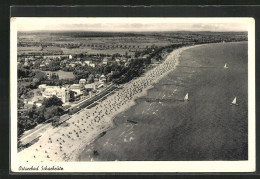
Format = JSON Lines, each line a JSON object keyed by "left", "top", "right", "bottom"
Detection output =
{"left": 78, "top": 41, "right": 248, "bottom": 161}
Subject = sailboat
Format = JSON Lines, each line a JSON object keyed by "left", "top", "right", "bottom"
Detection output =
{"left": 184, "top": 93, "right": 189, "bottom": 101}
{"left": 230, "top": 97, "right": 239, "bottom": 106}
{"left": 224, "top": 63, "right": 228, "bottom": 69}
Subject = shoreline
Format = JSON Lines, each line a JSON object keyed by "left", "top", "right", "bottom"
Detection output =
{"left": 72, "top": 44, "right": 203, "bottom": 161}
{"left": 18, "top": 43, "right": 204, "bottom": 162}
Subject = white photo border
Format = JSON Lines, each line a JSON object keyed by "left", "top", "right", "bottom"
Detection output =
{"left": 10, "top": 17, "right": 255, "bottom": 173}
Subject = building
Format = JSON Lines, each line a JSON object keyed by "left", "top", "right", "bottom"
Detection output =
{"left": 121, "top": 57, "right": 127, "bottom": 62}
{"left": 89, "top": 63, "right": 96, "bottom": 68}
{"left": 125, "top": 62, "right": 130, "bottom": 67}
{"left": 42, "top": 86, "right": 70, "bottom": 103}
{"left": 115, "top": 58, "right": 121, "bottom": 64}
{"left": 40, "top": 64, "right": 46, "bottom": 68}
{"left": 24, "top": 95, "right": 44, "bottom": 107}
{"left": 42, "top": 86, "right": 61, "bottom": 97}
{"left": 84, "top": 60, "right": 91, "bottom": 66}
{"left": 69, "top": 63, "right": 76, "bottom": 67}
{"left": 103, "top": 58, "right": 108, "bottom": 65}
{"left": 39, "top": 84, "right": 47, "bottom": 89}
{"left": 110, "top": 70, "right": 115, "bottom": 75}
{"left": 94, "top": 78, "right": 99, "bottom": 83}
{"left": 35, "top": 101, "right": 43, "bottom": 107}
{"left": 141, "top": 54, "right": 149, "bottom": 59}
{"left": 99, "top": 74, "right": 106, "bottom": 83}
{"left": 69, "top": 84, "right": 82, "bottom": 96}
{"left": 75, "top": 61, "right": 82, "bottom": 65}
{"left": 24, "top": 61, "right": 29, "bottom": 67}
{"left": 61, "top": 88, "right": 70, "bottom": 103}
{"left": 79, "top": 79, "right": 86, "bottom": 85}
{"left": 97, "top": 83, "right": 104, "bottom": 89}
{"left": 84, "top": 83, "right": 96, "bottom": 90}
{"left": 69, "top": 55, "right": 73, "bottom": 59}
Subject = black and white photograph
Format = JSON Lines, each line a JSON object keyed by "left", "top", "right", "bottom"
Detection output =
{"left": 10, "top": 17, "right": 255, "bottom": 172}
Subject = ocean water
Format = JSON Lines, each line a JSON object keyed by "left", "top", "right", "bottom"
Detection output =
{"left": 78, "top": 42, "right": 248, "bottom": 161}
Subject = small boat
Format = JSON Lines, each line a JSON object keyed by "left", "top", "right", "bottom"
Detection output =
{"left": 127, "top": 120, "right": 138, "bottom": 124}
{"left": 184, "top": 93, "right": 189, "bottom": 101}
{"left": 230, "top": 97, "right": 239, "bottom": 106}
{"left": 224, "top": 63, "right": 228, "bottom": 69}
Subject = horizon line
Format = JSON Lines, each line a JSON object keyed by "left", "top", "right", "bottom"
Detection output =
{"left": 18, "top": 30, "right": 248, "bottom": 33}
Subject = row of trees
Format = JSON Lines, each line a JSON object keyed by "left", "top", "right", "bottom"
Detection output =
{"left": 112, "top": 58, "right": 151, "bottom": 84}
{"left": 110, "top": 43, "right": 189, "bottom": 84}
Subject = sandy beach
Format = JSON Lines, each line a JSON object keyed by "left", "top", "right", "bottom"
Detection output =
{"left": 18, "top": 45, "right": 201, "bottom": 162}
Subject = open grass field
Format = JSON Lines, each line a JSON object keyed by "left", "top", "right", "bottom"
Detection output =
{"left": 42, "top": 70, "right": 75, "bottom": 79}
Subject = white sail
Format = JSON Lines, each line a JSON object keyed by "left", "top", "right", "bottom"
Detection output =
{"left": 232, "top": 97, "right": 237, "bottom": 105}
{"left": 184, "top": 93, "right": 189, "bottom": 101}
{"left": 224, "top": 63, "right": 228, "bottom": 68}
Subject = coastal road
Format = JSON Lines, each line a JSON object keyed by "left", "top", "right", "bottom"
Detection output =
{"left": 20, "top": 123, "right": 52, "bottom": 143}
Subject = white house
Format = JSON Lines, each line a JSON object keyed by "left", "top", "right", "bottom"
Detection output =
{"left": 89, "top": 63, "right": 96, "bottom": 68}
{"left": 84, "top": 60, "right": 91, "bottom": 66}
{"left": 103, "top": 58, "right": 108, "bottom": 65}
{"left": 84, "top": 83, "right": 96, "bottom": 90}
{"left": 97, "top": 83, "right": 104, "bottom": 89}
{"left": 39, "top": 84, "right": 47, "bottom": 89}
{"left": 41, "top": 86, "right": 70, "bottom": 103}
{"left": 35, "top": 101, "right": 43, "bottom": 107}
{"left": 99, "top": 74, "right": 106, "bottom": 83}
{"left": 79, "top": 79, "right": 86, "bottom": 85}
{"left": 70, "top": 84, "right": 82, "bottom": 96}
{"left": 69, "top": 63, "right": 76, "bottom": 67}
{"left": 115, "top": 58, "right": 121, "bottom": 64}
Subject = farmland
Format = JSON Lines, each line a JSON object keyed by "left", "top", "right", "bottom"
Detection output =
{"left": 17, "top": 31, "right": 248, "bottom": 56}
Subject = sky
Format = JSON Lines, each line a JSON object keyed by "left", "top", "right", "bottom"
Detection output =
{"left": 14, "top": 18, "right": 251, "bottom": 32}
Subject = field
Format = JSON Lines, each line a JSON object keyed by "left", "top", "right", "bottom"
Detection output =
{"left": 17, "top": 31, "right": 247, "bottom": 56}
{"left": 42, "top": 70, "right": 75, "bottom": 79}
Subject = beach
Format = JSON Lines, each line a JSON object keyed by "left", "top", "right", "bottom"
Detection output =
{"left": 18, "top": 44, "right": 197, "bottom": 162}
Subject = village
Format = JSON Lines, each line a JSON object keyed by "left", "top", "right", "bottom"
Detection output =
{"left": 17, "top": 49, "right": 156, "bottom": 108}
{"left": 17, "top": 43, "right": 165, "bottom": 140}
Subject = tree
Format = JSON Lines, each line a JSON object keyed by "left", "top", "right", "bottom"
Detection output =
{"left": 33, "top": 59, "right": 42, "bottom": 68}
{"left": 79, "top": 53, "right": 84, "bottom": 58}
{"left": 25, "top": 91, "right": 34, "bottom": 99}
{"left": 34, "top": 71, "right": 47, "bottom": 81}
{"left": 36, "top": 106, "right": 46, "bottom": 123}
{"left": 47, "top": 59, "right": 60, "bottom": 71}
{"left": 18, "top": 68, "right": 31, "bottom": 78}
{"left": 18, "top": 85, "right": 29, "bottom": 98}
{"left": 44, "top": 106, "right": 59, "bottom": 119}
{"left": 18, "top": 99, "right": 24, "bottom": 109}
{"left": 42, "top": 95, "right": 63, "bottom": 107}
{"left": 27, "top": 105, "right": 38, "bottom": 121}
{"left": 32, "top": 78, "right": 40, "bottom": 87}
{"left": 69, "top": 90, "right": 76, "bottom": 99}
